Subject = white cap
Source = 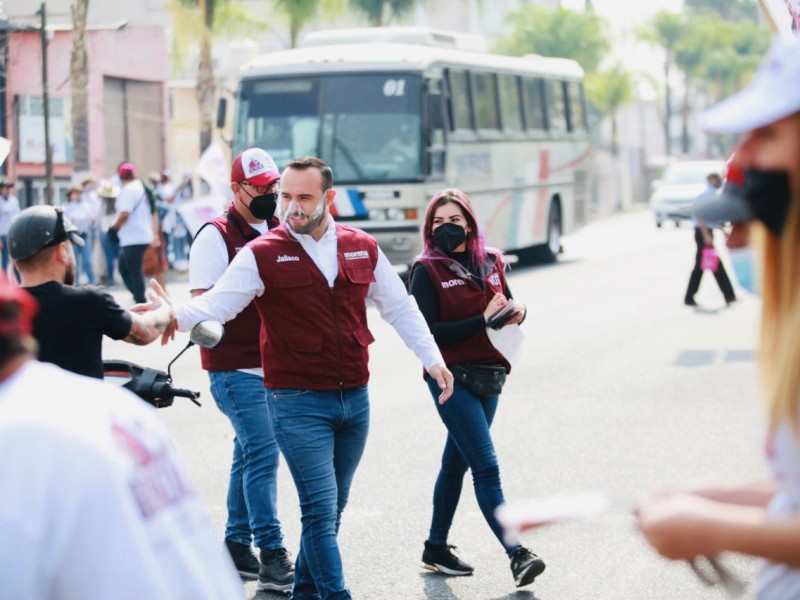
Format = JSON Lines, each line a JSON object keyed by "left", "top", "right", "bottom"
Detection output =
{"left": 703, "top": 36, "right": 800, "bottom": 135}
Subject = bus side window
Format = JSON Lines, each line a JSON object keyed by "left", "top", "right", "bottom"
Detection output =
{"left": 498, "top": 74, "right": 523, "bottom": 133}
{"left": 547, "top": 80, "right": 568, "bottom": 134}
{"left": 472, "top": 72, "right": 500, "bottom": 131}
{"left": 447, "top": 70, "right": 474, "bottom": 131}
{"left": 522, "top": 77, "right": 547, "bottom": 133}
{"left": 566, "top": 81, "right": 587, "bottom": 133}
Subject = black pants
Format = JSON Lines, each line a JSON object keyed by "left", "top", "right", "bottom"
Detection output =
{"left": 685, "top": 228, "right": 736, "bottom": 303}
{"left": 119, "top": 243, "right": 149, "bottom": 304}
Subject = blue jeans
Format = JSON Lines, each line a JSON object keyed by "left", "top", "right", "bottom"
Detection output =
{"left": 1, "top": 234, "right": 8, "bottom": 271}
{"left": 208, "top": 370, "right": 283, "bottom": 550}
{"left": 100, "top": 230, "right": 119, "bottom": 281}
{"left": 425, "top": 375, "right": 519, "bottom": 556}
{"left": 74, "top": 233, "right": 96, "bottom": 284}
{"left": 119, "top": 243, "right": 148, "bottom": 303}
{"left": 267, "top": 385, "right": 370, "bottom": 600}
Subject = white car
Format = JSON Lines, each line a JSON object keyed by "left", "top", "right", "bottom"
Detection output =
{"left": 649, "top": 160, "right": 725, "bottom": 227}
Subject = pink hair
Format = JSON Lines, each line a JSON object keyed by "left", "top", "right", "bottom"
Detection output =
{"left": 418, "top": 188, "right": 499, "bottom": 268}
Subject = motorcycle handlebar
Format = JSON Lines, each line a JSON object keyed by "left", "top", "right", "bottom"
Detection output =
{"left": 170, "top": 387, "right": 202, "bottom": 406}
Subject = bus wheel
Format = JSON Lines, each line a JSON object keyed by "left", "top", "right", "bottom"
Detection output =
{"left": 534, "top": 200, "right": 562, "bottom": 263}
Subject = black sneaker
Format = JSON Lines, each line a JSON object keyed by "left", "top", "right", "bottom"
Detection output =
{"left": 510, "top": 547, "right": 546, "bottom": 588}
{"left": 225, "top": 539, "right": 259, "bottom": 580}
{"left": 258, "top": 547, "right": 295, "bottom": 592}
{"left": 421, "top": 541, "right": 474, "bottom": 576}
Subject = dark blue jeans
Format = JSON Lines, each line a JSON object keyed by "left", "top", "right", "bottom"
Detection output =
{"left": 267, "top": 385, "right": 369, "bottom": 600}
{"left": 208, "top": 370, "right": 283, "bottom": 550}
{"left": 425, "top": 375, "right": 519, "bottom": 556}
{"left": 119, "top": 243, "right": 148, "bottom": 303}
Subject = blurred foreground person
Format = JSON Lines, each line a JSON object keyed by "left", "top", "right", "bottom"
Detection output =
{"left": 637, "top": 36, "right": 800, "bottom": 600}
{"left": 409, "top": 189, "right": 545, "bottom": 588}
{"left": 0, "top": 277, "right": 244, "bottom": 600}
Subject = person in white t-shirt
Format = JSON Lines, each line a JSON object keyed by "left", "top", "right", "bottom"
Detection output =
{"left": 0, "top": 179, "right": 20, "bottom": 273}
{"left": 110, "top": 163, "right": 156, "bottom": 303}
{"left": 0, "top": 275, "right": 245, "bottom": 600}
{"left": 63, "top": 183, "right": 96, "bottom": 285}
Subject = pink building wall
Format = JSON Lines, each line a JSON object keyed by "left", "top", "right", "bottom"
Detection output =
{"left": 6, "top": 25, "right": 169, "bottom": 182}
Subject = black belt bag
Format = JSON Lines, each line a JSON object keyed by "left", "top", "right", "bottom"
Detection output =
{"left": 450, "top": 364, "right": 507, "bottom": 397}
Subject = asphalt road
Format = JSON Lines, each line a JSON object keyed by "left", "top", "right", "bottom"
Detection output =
{"left": 104, "top": 208, "right": 766, "bottom": 600}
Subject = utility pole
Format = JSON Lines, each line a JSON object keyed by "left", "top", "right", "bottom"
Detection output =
{"left": 37, "top": 3, "right": 53, "bottom": 204}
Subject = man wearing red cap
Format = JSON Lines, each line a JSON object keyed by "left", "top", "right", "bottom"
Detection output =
{"left": 189, "top": 148, "right": 293, "bottom": 590}
{"left": 0, "top": 275, "right": 245, "bottom": 600}
{"left": 109, "top": 163, "right": 158, "bottom": 303}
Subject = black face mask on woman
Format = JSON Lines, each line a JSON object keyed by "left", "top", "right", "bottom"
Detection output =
{"left": 433, "top": 222, "right": 467, "bottom": 252}
{"left": 743, "top": 168, "right": 792, "bottom": 238}
{"left": 245, "top": 192, "right": 278, "bottom": 222}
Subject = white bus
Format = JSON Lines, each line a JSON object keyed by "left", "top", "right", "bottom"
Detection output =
{"left": 227, "top": 27, "right": 592, "bottom": 266}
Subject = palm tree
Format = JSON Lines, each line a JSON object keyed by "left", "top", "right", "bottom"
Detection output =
{"left": 348, "top": 0, "right": 419, "bottom": 26}
{"left": 638, "top": 10, "right": 684, "bottom": 156}
{"left": 585, "top": 63, "right": 633, "bottom": 155}
{"left": 70, "top": 0, "right": 90, "bottom": 173}
{"left": 272, "top": 0, "right": 344, "bottom": 48}
{"left": 170, "top": 0, "right": 269, "bottom": 152}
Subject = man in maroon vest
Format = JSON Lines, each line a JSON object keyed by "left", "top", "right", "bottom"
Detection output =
{"left": 160, "top": 156, "right": 453, "bottom": 600}
{"left": 188, "top": 148, "right": 293, "bottom": 590}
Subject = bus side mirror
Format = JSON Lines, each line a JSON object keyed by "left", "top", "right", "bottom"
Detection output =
{"left": 216, "top": 98, "right": 227, "bottom": 129}
{"left": 427, "top": 97, "right": 445, "bottom": 131}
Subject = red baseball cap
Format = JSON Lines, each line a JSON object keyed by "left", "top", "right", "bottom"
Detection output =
{"left": 231, "top": 148, "right": 280, "bottom": 187}
{"left": 118, "top": 162, "right": 136, "bottom": 179}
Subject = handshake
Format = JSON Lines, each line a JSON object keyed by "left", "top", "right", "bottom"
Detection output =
{"left": 486, "top": 300, "right": 525, "bottom": 330}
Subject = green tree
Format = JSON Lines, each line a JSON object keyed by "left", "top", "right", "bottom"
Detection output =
{"left": 70, "top": 0, "right": 90, "bottom": 173}
{"left": 638, "top": 10, "right": 685, "bottom": 156}
{"left": 684, "top": 0, "right": 760, "bottom": 21}
{"left": 349, "top": 0, "right": 418, "bottom": 26}
{"left": 272, "top": 0, "right": 344, "bottom": 48}
{"left": 495, "top": 7, "right": 610, "bottom": 75}
{"left": 585, "top": 63, "right": 633, "bottom": 155}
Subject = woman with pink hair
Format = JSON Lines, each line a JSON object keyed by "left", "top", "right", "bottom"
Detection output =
{"left": 409, "top": 188, "right": 545, "bottom": 589}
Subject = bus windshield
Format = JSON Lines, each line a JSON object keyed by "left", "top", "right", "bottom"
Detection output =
{"left": 235, "top": 74, "right": 423, "bottom": 183}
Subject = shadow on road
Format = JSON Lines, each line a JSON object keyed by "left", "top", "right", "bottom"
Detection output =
{"left": 420, "top": 572, "right": 544, "bottom": 600}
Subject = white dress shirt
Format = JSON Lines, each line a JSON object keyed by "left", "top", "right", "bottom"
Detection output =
{"left": 174, "top": 217, "right": 444, "bottom": 371}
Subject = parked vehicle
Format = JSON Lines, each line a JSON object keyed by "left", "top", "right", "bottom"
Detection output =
{"left": 649, "top": 160, "right": 725, "bottom": 228}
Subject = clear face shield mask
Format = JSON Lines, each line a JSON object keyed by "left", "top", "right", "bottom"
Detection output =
{"left": 279, "top": 191, "right": 329, "bottom": 234}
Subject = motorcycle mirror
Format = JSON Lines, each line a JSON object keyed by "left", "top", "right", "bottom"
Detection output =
{"left": 189, "top": 320, "right": 225, "bottom": 349}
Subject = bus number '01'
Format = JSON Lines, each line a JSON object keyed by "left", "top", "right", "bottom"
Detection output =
{"left": 383, "top": 79, "right": 406, "bottom": 97}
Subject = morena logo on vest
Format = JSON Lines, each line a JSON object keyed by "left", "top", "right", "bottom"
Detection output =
{"left": 488, "top": 273, "right": 501, "bottom": 286}
{"left": 344, "top": 250, "right": 370, "bottom": 260}
{"left": 441, "top": 279, "right": 466, "bottom": 289}
{"left": 276, "top": 255, "right": 300, "bottom": 263}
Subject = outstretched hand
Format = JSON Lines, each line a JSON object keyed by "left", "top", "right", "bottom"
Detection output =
{"left": 428, "top": 364, "right": 454, "bottom": 404}
{"left": 147, "top": 279, "right": 176, "bottom": 345}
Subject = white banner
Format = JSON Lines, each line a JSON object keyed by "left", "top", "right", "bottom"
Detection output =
{"left": 760, "top": 0, "right": 800, "bottom": 37}
{"left": 176, "top": 195, "right": 226, "bottom": 238}
{"left": 193, "top": 140, "right": 228, "bottom": 198}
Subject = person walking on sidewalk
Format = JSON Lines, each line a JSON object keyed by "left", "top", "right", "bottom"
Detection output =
{"left": 684, "top": 172, "right": 737, "bottom": 307}
{"left": 110, "top": 163, "right": 157, "bottom": 304}
{"left": 408, "top": 189, "right": 546, "bottom": 589}
{"left": 153, "top": 156, "right": 453, "bottom": 600}
{"left": 189, "top": 148, "right": 293, "bottom": 591}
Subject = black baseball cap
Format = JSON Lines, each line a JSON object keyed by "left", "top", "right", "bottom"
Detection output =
{"left": 8, "top": 206, "right": 85, "bottom": 261}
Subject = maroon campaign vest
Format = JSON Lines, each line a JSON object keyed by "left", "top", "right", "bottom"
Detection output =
{"left": 418, "top": 252, "right": 511, "bottom": 372}
{"left": 198, "top": 203, "right": 266, "bottom": 371}
{"left": 250, "top": 224, "right": 379, "bottom": 390}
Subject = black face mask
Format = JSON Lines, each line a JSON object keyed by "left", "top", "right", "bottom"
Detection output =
{"left": 433, "top": 222, "right": 467, "bottom": 253}
{"left": 743, "top": 169, "right": 792, "bottom": 237}
{"left": 245, "top": 192, "right": 277, "bottom": 222}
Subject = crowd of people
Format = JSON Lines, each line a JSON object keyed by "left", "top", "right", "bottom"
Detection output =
{"left": 0, "top": 32, "right": 799, "bottom": 600}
